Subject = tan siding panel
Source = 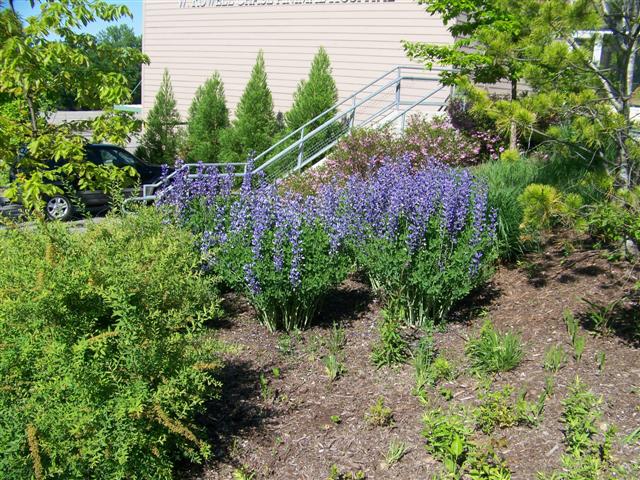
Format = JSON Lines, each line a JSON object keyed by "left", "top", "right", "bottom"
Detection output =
{"left": 142, "top": 0, "right": 452, "bottom": 118}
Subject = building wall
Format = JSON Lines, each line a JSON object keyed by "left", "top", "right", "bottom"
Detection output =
{"left": 142, "top": 0, "right": 453, "bottom": 119}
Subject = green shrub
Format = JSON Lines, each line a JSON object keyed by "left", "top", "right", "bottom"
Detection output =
{"left": 364, "top": 398, "right": 394, "bottom": 427}
{"left": 286, "top": 46, "right": 338, "bottom": 132}
{"left": 186, "top": 72, "right": 229, "bottom": 163}
{"left": 137, "top": 68, "right": 181, "bottom": 165}
{"left": 466, "top": 320, "right": 524, "bottom": 374}
{"left": 543, "top": 345, "right": 568, "bottom": 373}
{"left": 219, "top": 51, "right": 278, "bottom": 164}
{"left": 0, "top": 210, "right": 222, "bottom": 479}
{"left": 371, "top": 307, "right": 410, "bottom": 368}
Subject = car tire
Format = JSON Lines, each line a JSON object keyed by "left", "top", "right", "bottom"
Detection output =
{"left": 45, "top": 195, "right": 74, "bottom": 221}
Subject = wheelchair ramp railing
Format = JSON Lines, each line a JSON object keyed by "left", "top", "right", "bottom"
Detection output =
{"left": 128, "top": 65, "right": 450, "bottom": 204}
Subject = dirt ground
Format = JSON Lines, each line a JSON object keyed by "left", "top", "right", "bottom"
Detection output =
{"left": 190, "top": 238, "right": 640, "bottom": 479}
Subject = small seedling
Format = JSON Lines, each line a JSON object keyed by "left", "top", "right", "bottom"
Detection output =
{"left": 365, "top": 397, "right": 394, "bottom": 427}
{"left": 583, "top": 298, "right": 620, "bottom": 335}
{"left": 543, "top": 344, "right": 567, "bottom": 373}
{"left": 232, "top": 466, "right": 256, "bottom": 480}
{"left": 596, "top": 351, "right": 606, "bottom": 372}
{"left": 327, "top": 322, "right": 346, "bottom": 355}
{"left": 277, "top": 333, "right": 294, "bottom": 355}
{"left": 259, "top": 373, "right": 275, "bottom": 401}
{"left": 572, "top": 334, "right": 586, "bottom": 362}
{"left": 439, "top": 386, "right": 454, "bottom": 401}
{"left": 330, "top": 415, "right": 342, "bottom": 424}
{"left": 544, "top": 375, "right": 555, "bottom": 396}
{"left": 324, "top": 354, "right": 345, "bottom": 382}
{"left": 371, "top": 309, "right": 409, "bottom": 368}
{"left": 563, "top": 309, "right": 579, "bottom": 342}
{"left": 465, "top": 320, "right": 524, "bottom": 374}
{"left": 327, "top": 464, "right": 366, "bottom": 480}
{"left": 384, "top": 440, "right": 407, "bottom": 467}
{"left": 272, "top": 367, "right": 281, "bottom": 379}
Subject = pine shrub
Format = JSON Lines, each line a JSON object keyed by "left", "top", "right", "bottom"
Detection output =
{"left": 0, "top": 209, "right": 223, "bottom": 479}
{"left": 285, "top": 46, "right": 338, "bottom": 132}
{"left": 186, "top": 72, "right": 229, "bottom": 163}
{"left": 219, "top": 51, "right": 278, "bottom": 164}
{"left": 136, "top": 69, "right": 181, "bottom": 165}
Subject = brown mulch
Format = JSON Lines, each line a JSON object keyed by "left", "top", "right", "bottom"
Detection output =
{"left": 191, "top": 239, "right": 640, "bottom": 480}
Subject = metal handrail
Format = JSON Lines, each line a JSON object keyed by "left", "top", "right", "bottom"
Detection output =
{"left": 126, "top": 65, "right": 451, "bottom": 206}
{"left": 252, "top": 65, "right": 447, "bottom": 163}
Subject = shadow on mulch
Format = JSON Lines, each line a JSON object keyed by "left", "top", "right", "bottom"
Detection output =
{"left": 448, "top": 281, "right": 502, "bottom": 325}
{"left": 196, "top": 360, "right": 279, "bottom": 473}
{"left": 576, "top": 293, "right": 640, "bottom": 348}
{"left": 314, "top": 280, "right": 372, "bottom": 329}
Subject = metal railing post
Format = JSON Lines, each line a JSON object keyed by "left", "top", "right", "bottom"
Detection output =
{"left": 297, "top": 126, "right": 305, "bottom": 169}
{"left": 395, "top": 67, "right": 401, "bottom": 109}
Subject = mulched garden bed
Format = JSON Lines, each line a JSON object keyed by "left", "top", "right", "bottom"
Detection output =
{"left": 190, "top": 238, "right": 640, "bottom": 479}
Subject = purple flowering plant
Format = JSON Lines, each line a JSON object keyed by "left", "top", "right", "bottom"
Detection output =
{"left": 158, "top": 155, "right": 497, "bottom": 330}
{"left": 158, "top": 161, "right": 352, "bottom": 332}
{"left": 325, "top": 158, "right": 498, "bottom": 326}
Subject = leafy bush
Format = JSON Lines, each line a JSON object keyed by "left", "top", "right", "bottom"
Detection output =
{"left": 587, "top": 186, "right": 640, "bottom": 247}
{"left": 474, "top": 386, "right": 544, "bottom": 434}
{"left": 364, "top": 398, "right": 394, "bottom": 427}
{"left": 0, "top": 210, "right": 222, "bottom": 479}
{"left": 186, "top": 72, "right": 229, "bottom": 163}
{"left": 219, "top": 51, "right": 279, "bottom": 164}
{"left": 466, "top": 320, "right": 524, "bottom": 374}
{"left": 137, "top": 68, "right": 181, "bottom": 165}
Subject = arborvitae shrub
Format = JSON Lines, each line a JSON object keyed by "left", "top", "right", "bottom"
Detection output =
{"left": 136, "top": 69, "right": 181, "bottom": 165}
{"left": 0, "top": 209, "right": 223, "bottom": 479}
{"left": 285, "top": 46, "right": 338, "bottom": 132}
{"left": 186, "top": 72, "right": 229, "bottom": 163}
{"left": 219, "top": 51, "right": 278, "bottom": 164}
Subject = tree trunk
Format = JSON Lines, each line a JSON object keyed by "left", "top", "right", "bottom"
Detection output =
{"left": 509, "top": 78, "right": 518, "bottom": 151}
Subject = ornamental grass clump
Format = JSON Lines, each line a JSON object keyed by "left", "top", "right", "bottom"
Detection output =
{"left": 329, "top": 158, "right": 498, "bottom": 327}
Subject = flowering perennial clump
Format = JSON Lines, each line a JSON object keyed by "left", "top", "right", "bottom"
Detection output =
{"left": 158, "top": 156, "right": 497, "bottom": 330}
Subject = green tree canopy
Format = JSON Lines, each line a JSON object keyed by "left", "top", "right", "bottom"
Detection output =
{"left": 186, "top": 72, "right": 229, "bottom": 163}
{"left": 0, "top": 0, "right": 148, "bottom": 209}
{"left": 406, "top": 0, "right": 640, "bottom": 186}
{"left": 219, "top": 50, "right": 278, "bottom": 164}
{"left": 136, "top": 69, "right": 181, "bottom": 166}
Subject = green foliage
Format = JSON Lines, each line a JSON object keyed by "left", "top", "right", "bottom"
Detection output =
{"left": 583, "top": 298, "right": 620, "bottom": 335}
{"left": 474, "top": 386, "right": 545, "bottom": 434}
{"left": 543, "top": 345, "right": 568, "bottom": 373}
{"left": 324, "top": 354, "right": 345, "bottom": 382}
{"left": 422, "top": 407, "right": 474, "bottom": 477}
{"left": 137, "top": 69, "right": 181, "bottom": 165}
{"left": 233, "top": 466, "right": 257, "bottom": 480}
{"left": 365, "top": 397, "right": 394, "bottom": 427}
{"left": 0, "top": 1, "right": 147, "bottom": 209}
{"left": 371, "top": 308, "right": 410, "bottom": 368}
{"left": 384, "top": 440, "right": 408, "bottom": 467}
{"left": 423, "top": 404, "right": 513, "bottom": 479}
{"left": 587, "top": 186, "right": 640, "bottom": 247}
{"left": 326, "top": 464, "right": 366, "bottom": 480}
{"left": 220, "top": 51, "right": 278, "bottom": 164}
{"left": 572, "top": 335, "right": 586, "bottom": 362}
{"left": 286, "top": 47, "right": 338, "bottom": 132}
{"left": 466, "top": 320, "right": 524, "bottom": 374}
{"left": 413, "top": 334, "right": 436, "bottom": 395}
{"left": 539, "top": 377, "right": 619, "bottom": 480}
{"left": 326, "top": 322, "right": 346, "bottom": 356}
{"left": 0, "top": 209, "right": 223, "bottom": 479}
{"left": 186, "top": 72, "right": 229, "bottom": 163}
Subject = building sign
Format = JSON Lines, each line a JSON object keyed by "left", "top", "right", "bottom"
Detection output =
{"left": 179, "top": 0, "right": 394, "bottom": 7}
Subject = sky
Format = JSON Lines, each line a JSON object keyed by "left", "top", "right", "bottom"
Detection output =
{"left": 10, "top": 0, "right": 143, "bottom": 36}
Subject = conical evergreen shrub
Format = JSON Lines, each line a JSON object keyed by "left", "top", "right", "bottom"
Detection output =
{"left": 219, "top": 51, "right": 278, "bottom": 164}
{"left": 136, "top": 69, "right": 181, "bottom": 165}
{"left": 186, "top": 72, "right": 229, "bottom": 163}
{"left": 286, "top": 47, "right": 338, "bottom": 132}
